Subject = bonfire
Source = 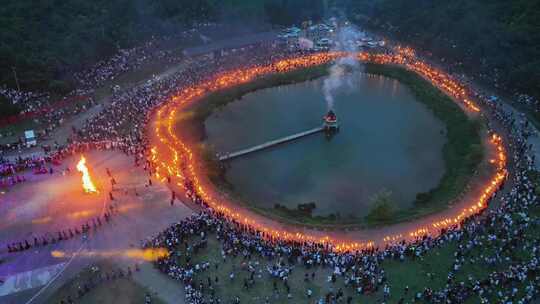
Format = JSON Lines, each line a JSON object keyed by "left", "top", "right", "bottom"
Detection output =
{"left": 76, "top": 156, "right": 98, "bottom": 194}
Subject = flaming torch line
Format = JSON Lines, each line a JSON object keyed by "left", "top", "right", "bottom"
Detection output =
{"left": 76, "top": 156, "right": 98, "bottom": 194}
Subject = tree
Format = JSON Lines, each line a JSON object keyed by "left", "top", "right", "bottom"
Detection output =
{"left": 0, "top": 95, "right": 21, "bottom": 119}
{"left": 366, "top": 190, "right": 395, "bottom": 222}
{"left": 342, "top": 0, "right": 540, "bottom": 100}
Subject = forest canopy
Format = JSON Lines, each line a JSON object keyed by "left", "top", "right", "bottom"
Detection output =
{"left": 1, "top": 0, "right": 538, "bottom": 99}
{"left": 343, "top": 0, "right": 540, "bottom": 98}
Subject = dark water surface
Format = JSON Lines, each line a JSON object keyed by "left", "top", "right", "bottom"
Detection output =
{"left": 205, "top": 74, "right": 446, "bottom": 217}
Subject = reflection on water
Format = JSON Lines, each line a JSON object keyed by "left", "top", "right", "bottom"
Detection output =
{"left": 205, "top": 74, "right": 446, "bottom": 218}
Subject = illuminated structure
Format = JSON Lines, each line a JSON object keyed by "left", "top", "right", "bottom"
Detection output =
{"left": 323, "top": 110, "right": 339, "bottom": 134}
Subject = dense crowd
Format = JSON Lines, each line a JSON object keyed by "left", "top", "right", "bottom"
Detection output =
{"left": 0, "top": 91, "right": 95, "bottom": 150}
{"left": 2, "top": 29, "right": 539, "bottom": 303}
{"left": 0, "top": 28, "right": 205, "bottom": 149}
{"left": 0, "top": 138, "right": 128, "bottom": 192}
{"left": 132, "top": 47, "right": 537, "bottom": 303}
{"left": 0, "top": 24, "right": 231, "bottom": 179}
{"left": 0, "top": 86, "right": 47, "bottom": 108}
{"left": 73, "top": 39, "right": 175, "bottom": 90}
{"left": 73, "top": 23, "right": 220, "bottom": 89}
{"left": 515, "top": 94, "right": 540, "bottom": 115}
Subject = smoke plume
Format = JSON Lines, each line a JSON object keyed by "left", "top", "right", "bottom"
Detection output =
{"left": 323, "top": 23, "right": 364, "bottom": 110}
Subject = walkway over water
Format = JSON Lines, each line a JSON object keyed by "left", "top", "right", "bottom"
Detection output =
{"left": 219, "top": 127, "right": 324, "bottom": 161}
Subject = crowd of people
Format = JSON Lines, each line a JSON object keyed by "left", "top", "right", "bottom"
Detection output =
{"left": 0, "top": 91, "right": 95, "bottom": 151}
{"left": 6, "top": 184, "right": 119, "bottom": 255}
{"left": 0, "top": 24, "right": 229, "bottom": 184}
{"left": 142, "top": 117, "right": 538, "bottom": 303}
{"left": 73, "top": 39, "right": 174, "bottom": 90}
{"left": 1, "top": 28, "right": 539, "bottom": 303}
{"left": 139, "top": 47, "right": 539, "bottom": 303}
{"left": 1, "top": 140, "right": 134, "bottom": 255}
{"left": 0, "top": 86, "right": 47, "bottom": 108}
{"left": 73, "top": 23, "right": 221, "bottom": 90}
{"left": 0, "top": 138, "right": 130, "bottom": 193}
{"left": 413, "top": 45, "right": 540, "bottom": 121}
{"left": 515, "top": 94, "right": 540, "bottom": 115}
{"left": 0, "top": 26, "right": 214, "bottom": 155}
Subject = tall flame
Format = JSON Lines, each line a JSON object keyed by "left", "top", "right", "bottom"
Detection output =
{"left": 76, "top": 156, "right": 98, "bottom": 193}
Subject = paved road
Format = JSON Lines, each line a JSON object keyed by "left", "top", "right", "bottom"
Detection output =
{"left": 0, "top": 151, "right": 193, "bottom": 304}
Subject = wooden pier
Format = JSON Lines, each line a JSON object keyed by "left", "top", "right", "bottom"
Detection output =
{"left": 219, "top": 127, "right": 324, "bottom": 161}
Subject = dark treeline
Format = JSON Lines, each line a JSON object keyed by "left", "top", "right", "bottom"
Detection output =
{"left": 0, "top": 0, "right": 216, "bottom": 92}
{"left": 0, "top": 0, "right": 323, "bottom": 93}
{"left": 1, "top": 0, "right": 538, "bottom": 101}
{"left": 341, "top": 0, "right": 540, "bottom": 99}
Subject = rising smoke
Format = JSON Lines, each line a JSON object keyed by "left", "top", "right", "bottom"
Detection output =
{"left": 323, "top": 23, "right": 364, "bottom": 110}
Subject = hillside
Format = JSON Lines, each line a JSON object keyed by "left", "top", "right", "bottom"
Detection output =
{"left": 344, "top": 0, "right": 540, "bottom": 99}
{"left": 0, "top": 0, "right": 322, "bottom": 93}
{"left": 1, "top": 0, "right": 538, "bottom": 101}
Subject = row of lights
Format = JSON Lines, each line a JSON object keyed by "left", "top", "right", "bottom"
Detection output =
{"left": 149, "top": 50, "right": 507, "bottom": 252}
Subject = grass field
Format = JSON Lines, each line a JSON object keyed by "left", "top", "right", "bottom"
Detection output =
{"left": 181, "top": 235, "right": 374, "bottom": 303}
{"left": 185, "top": 62, "right": 484, "bottom": 228}
{"left": 157, "top": 203, "right": 540, "bottom": 303}
{"left": 45, "top": 202, "right": 540, "bottom": 303}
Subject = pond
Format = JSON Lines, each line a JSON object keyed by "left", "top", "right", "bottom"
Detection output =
{"left": 204, "top": 73, "right": 446, "bottom": 218}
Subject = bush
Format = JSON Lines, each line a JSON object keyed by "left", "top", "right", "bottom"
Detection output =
{"left": 297, "top": 202, "right": 317, "bottom": 216}
{"left": 274, "top": 202, "right": 317, "bottom": 217}
{"left": 366, "top": 190, "right": 395, "bottom": 223}
{"left": 415, "top": 192, "right": 432, "bottom": 204}
{"left": 0, "top": 95, "right": 21, "bottom": 119}
{"left": 48, "top": 79, "right": 75, "bottom": 95}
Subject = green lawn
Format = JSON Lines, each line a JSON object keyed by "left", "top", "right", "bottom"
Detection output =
{"left": 383, "top": 243, "right": 456, "bottom": 301}
{"left": 156, "top": 201, "right": 540, "bottom": 303}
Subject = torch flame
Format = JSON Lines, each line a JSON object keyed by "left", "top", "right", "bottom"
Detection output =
{"left": 51, "top": 248, "right": 169, "bottom": 261}
{"left": 76, "top": 156, "right": 98, "bottom": 193}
